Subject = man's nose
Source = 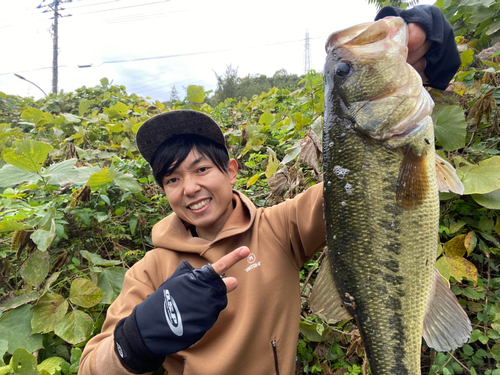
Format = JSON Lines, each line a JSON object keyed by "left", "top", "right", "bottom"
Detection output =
{"left": 183, "top": 176, "right": 200, "bottom": 196}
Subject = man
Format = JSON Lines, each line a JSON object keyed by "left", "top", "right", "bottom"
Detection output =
{"left": 79, "top": 5, "right": 461, "bottom": 375}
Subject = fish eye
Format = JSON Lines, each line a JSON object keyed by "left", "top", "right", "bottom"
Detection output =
{"left": 335, "top": 61, "right": 352, "bottom": 78}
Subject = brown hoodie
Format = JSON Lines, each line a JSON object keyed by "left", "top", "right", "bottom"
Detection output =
{"left": 79, "top": 182, "right": 325, "bottom": 375}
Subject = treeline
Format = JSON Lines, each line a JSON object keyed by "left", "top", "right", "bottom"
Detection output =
{"left": 212, "top": 65, "right": 305, "bottom": 103}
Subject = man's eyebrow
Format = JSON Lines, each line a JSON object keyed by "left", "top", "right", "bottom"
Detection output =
{"left": 189, "top": 155, "right": 207, "bottom": 168}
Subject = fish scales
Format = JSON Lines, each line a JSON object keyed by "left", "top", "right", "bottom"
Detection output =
{"left": 323, "top": 18, "right": 439, "bottom": 374}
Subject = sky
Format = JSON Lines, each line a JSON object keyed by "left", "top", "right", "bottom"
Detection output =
{"left": 0, "top": 0, "right": 435, "bottom": 102}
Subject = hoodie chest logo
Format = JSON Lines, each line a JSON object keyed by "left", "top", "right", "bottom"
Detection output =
{"left": 163, "top": 289, "right": 184, "bottom": 336}
{"left": 245, "top": 253, "right": 261, "bottom": 273}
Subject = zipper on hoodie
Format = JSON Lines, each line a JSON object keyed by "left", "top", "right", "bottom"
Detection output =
{"left": 271, "top": 340, "right": 280, "bottom": 375}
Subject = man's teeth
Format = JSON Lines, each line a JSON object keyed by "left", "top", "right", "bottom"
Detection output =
{"left": 189, "top": 199, "right": 210, "bottom": 210}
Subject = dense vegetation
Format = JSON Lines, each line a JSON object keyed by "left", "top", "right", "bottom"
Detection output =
{"left": 0, "top": 0, "right": 500, "bottom": 374}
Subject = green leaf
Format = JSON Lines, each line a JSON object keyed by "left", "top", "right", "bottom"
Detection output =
{"left": 69, "top": 279, "right": 104, "bottom": 308}
{"left": 0, "top": 219, "right": 25, "bottom": 233}
{"left": 12, "top": 348, "right": 39, "bottom": 375}
{"left": 20, "top": 250, "right": 49, "bottom": 287}
{"left": 86, "top": 167, "right": 113, "bottom": 187}
{"left": 113, "top": 169, "right": 142, "bottom": 193}
{"left": 80, "top": 250, "right": 121, "bottom": 266}
{"left": 299, "top": 320, "right": 326, "bottom": 342}
{"left": 246, "top": 172, "right": 265, "bottom": 188}
{"left": 31, "top": 294, "right": 68, "bottom": 334}
{"left": 44, "top": 160, "right": 100, "bottom": 186}
{"left": 472, "top": 188, "right": 500, "bottom": 209}
{"left": 97, "top": 267, "right": 127, "bottom": 305}
{"left": 434, "top": 106, "right": 467, "bottom": 151}
{"left": 186, "top": 85, "right": 205, "bottom": 103}
{"left": 78, "top": 99, "right": 92, "bottom": 117}
{"left": 459, "top": 156, "right": 500, "bottom": 194}
{"left": 21, "top": 108, "right": 44, "bottom": 127}
{"left": 0, "top": 305, "right": 43, "bottom": 354}
{"left": 259, "top": 112, "right": 274, "bottom": 126}
{"left": 2, "top": 140, "right": 53, "bottom": 173}
{"left": 0, "top": 290, "right": 39, "bottom": 312}
{"left": 37, "top": 357, "right": 64, "bottom": 374}
{"left": 54, "top": 310, "right": 93, "bottom": 345}
{"left": 0, "top": 163, "right": 38, "bottom": 188}
{"left": 30, "top": 213, "right": 56, "bottom": 252}
{"left": 0, "top": 340, "right": 7, "bottom": 365}
{"left": 282, "top": 140, "right": 301, "bottom": 164}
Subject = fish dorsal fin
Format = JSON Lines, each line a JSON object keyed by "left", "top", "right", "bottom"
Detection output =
{"left": 309, "top": 255, "right": 353, "bottom": 323}
{"left": 396, "top": 146, "right": 429, "bottom": 210}
{"left": 435, "top": 154, "right": 465, "bottom": 195}
{"left": 423, "top": 271, "right": 472, "bottom": 352}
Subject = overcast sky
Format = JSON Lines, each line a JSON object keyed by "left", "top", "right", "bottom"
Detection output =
{"left": 0, "top": 0, "right": 435, "bottom": 102}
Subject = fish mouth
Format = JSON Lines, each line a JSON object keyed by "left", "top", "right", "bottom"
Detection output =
{"left": 325, "top": 17, "right": 406, "bottom": 53}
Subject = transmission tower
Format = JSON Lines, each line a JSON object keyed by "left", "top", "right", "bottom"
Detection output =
{"left": 304, "top": 30, "right": 311, "bottom": 74}
{"left": 38, "top": 0, "right": 72, "bottom": 94}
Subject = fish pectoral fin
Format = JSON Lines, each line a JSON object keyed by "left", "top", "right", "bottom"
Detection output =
{"left": 435, "top": 154, "right": 465, "bottom": 195}
{"left": 310, "top": 255, "right": 353, "bottom": 323}
{"left": 396, "top": 146, "right": 429, "bottom": 209}
{"left": 422, "top": 271, "right": 472, "bottom": 352}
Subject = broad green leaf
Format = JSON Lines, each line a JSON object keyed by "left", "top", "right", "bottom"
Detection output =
{"left": 86, "top": 167, "right": 113, "bottom": 187}
{"left": 459, "top": 156, "right": 500, "bottom": 194}
{"left": 0, "top": 163, "right": 38, "bottom": 188}
{"left": 299, "top": 320, "right": 326, "bottom": 342}
{"left": 41, "top": 272, "right": 61, "bottom": 296}
{"left": 69, "top": 278, "right": 104, "bottom": 308}
{"left": 282, "top": 140, "right": 301, "bottom": 164}
{"left": 113, "top": 170, "right": 142, "bottom": 193}
{"left": 186, "top": 85, "right": 205, "bottom": 103}
{"left": 21, "top": 108, "right": 44, "bottom": 127}
{"left": 2, "top": 140, "right": 53, "bottom": 172}
{"left": 100, "top": 77, "right": 109, "bottom": 86}
{"left": 30, "top": 221, "right": 56, "bottom": 252}
{"left": 12, "top": 348, "right": 38, "bottom": 375}
{"left": 63, "top": 113, "right": 81, "bottom": 124}
{"left": 486, "top": 20, "right": 500, "bottom": 35}
{"left": 434, "top": 106, "right": 467, "bottom": 151}
{"left": 37, "top": 357, "right": 64, "bottom": 374}
{"left": 472, "top": 188, "right": 500, "bottom": 209}
{"left": 54, "top": 310, "right": 93, "bottom": 345}
{"left": 110, "top": 102, "right": 129, "bottom": 116}
{"left": 246, "top": 172, "right": 265, "bottom": 188}
{"left": 492, "top": 343, "right": 500, "bottom": 361}
{"left": 31, "top": 293, "right": 68, "bottom": 334}
{"left": 0, "top": 290, "right": 39, "bottom": 312}
{"left": 78, "top": 99, "right": 92, "bottom": 116}
{"left": 44, "top": 160, "right": 100, "bottom": 186}
{"left": 443, "top": 234, "right": 467, "bottom": 258}
{"left": 97, "top": 267, "right": 128, "bottom": 305}
{"left": 0, "top": 219, "right": 25, "bottom": 233}
{"left": 20, "top": 250, "right": 49, "bottom": 287}
{"left": 0, "top": 305, "right": 43, "bottom": 354}
{"left": 436, "top": 255, "right": 478, "bottom": 285}
{"left": 0, "top": 340, "right": 7, "bottom": 365}
{"left": 259, "top": 112, "right": 274, "bottom": 126}
{"left": 80, "top": 250, "right": 121, "bottom": 266}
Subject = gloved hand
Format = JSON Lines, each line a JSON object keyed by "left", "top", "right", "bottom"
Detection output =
{"left": 113, "top": 260, "right": 227, "bottom": 373}
{"left": 375, "top": 5, "right": 461, "bottom": 90}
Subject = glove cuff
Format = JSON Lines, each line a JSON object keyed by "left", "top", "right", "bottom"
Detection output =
{"left": 114, "top": 308, "right": 166, "bottom": 373}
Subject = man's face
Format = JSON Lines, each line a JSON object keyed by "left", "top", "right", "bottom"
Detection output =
{"left": 161, "top": 148, "right": 238, "bottom": 241}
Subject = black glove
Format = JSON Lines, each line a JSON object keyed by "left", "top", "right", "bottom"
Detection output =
{"left": 375, "top": 5, "right": 461, "bottom": 90}
{"left": 114, "top": 260, "right": 228, "bottom": 373}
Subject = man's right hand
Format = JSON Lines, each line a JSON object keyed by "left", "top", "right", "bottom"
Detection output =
{"left": 113, "top": 246, "right": 250, "bottom": 373}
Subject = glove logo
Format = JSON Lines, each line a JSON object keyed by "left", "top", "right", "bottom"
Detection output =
{"left": 163, "top": 289, "right": 183, "bottom": 336}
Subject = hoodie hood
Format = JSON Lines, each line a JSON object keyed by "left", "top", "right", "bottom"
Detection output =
{"left": 152, "top": 190, "right": 255, "bottom": 253}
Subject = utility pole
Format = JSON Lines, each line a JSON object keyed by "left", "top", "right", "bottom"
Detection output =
{"left": 304, "top": 30, "right": 311, "bottom": 74}
{"left": 52, "top": 0, "right": 59, "bottom": 94}
{"left": 38, "top": 0, "right": 71, "bottom": 94}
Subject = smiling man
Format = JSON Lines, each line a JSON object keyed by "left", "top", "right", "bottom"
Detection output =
{"left": 78, "top": 5, "right": 461, "bottom": 375}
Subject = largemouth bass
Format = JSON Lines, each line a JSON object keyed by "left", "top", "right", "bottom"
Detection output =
{"left": 313, "top": 17, "right": 471, "bottom": 374}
